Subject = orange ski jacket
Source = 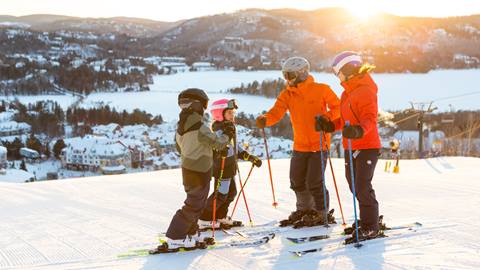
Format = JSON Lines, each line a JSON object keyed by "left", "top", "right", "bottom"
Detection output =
{"left": 264, "top": 75, "right": 340, "bottom": 152}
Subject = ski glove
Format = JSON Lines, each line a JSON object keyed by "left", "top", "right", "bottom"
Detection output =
{"left": 342, "top": 125, "right": 364, "bottom": 139}
{"left": 315, "top": 115, "right": 335, "bottom": 133}
{"left": 248, "top": 155, "right": 262, "bottom": 167}
{"left": 256, "top": 115, "right": 267, "bottom": 129}
{"left": 219, "top": 145, "right": 230, "bottom": 157}
{"left": 222, "top": 121, "right": 236, "bottom": 141}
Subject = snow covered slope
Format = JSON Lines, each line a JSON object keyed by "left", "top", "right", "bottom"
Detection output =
{"left": 0, "top": 157, "right": 479, "bottom": 269}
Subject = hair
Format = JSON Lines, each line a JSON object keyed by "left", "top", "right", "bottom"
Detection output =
{"left": 342, "top": 63, "right": 376, "bottom": 80}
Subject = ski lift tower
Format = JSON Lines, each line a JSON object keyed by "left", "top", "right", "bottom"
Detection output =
{"left": 409, "top": 101, "right": 437, "bottom": 158}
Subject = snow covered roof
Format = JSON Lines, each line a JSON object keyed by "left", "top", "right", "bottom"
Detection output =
{"left": 64, "top": 135, "right": 128, "bottom": 157}
{"left": 192, "top": 62, "right": 214, "bottom": 67}
{"left": 0, "top": 121, "right": 31, "bottom": 131}
{"left": 101, "top": 165, "right": 126, "bottom": 172}
{"left": 0, "top": 134, "right": 28, "bottom": 143}
{"left": 0, "top": 169, "right": 34, "bottom": 183}
{"left": 0, "top": 110, "right": 17, "bottom": 122}
{"left": 121, "top": 124, "right": 149, "bottom": 137}
{"left": 92, "top": 123, "right": 121, "bottom": 135}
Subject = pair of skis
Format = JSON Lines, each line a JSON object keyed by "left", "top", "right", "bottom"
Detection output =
{"left": 118, "top": 232, "right": 276, "bottom": 257}
{"left": 289, "top": 221, "right": 423, "bottom": 257}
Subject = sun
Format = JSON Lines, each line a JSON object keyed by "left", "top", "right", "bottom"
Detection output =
{"left": 346, "top": 4, "right": 381, "bottom": 20}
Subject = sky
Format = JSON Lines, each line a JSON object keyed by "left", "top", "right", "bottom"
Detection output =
{"left": 1, "top": 0, "right": 480, "bottom": 22}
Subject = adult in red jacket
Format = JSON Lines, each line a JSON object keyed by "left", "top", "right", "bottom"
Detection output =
{"left": 316, "top": 51, "right": 381, "bottom": 240}
{"left": 256, "top": 56, "right": 340, "bottom": 226}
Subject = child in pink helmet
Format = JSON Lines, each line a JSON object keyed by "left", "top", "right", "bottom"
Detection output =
{"left": 198, "top": 99, "right": 262, "bottom": 229}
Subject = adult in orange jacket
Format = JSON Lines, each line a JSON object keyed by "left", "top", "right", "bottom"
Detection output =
{"left": 316, "top": 51, "right": 381, "bottom": 240}
{"left": 256, "top": 57, "right": 340, "bottom": 225}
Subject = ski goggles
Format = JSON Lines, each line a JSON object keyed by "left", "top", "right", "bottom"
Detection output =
{"left": 282, "top": 71, "right": 298, "bottom": 81}
{"left": 210, "top": 99, "right": 238, "bottom": 111}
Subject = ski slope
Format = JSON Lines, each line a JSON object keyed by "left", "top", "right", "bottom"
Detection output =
{"left": 0, "top": 157, "right": 479, "bottom": 269}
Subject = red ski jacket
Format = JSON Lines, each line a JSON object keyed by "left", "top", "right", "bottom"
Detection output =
{"left": 333, "top": 73, "right": 381, "bottom": 150}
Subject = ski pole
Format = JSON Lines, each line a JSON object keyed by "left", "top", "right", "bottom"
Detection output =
{"left": 212, "top": 155, "right": 226, "bottom": 238}
{"left": 323, "top": 133, "right": 347, "bottom": 227}
{"left": 345, "top": 121, "right": 362, "bottom": 248}
{"left": 230, "top": 163, "right": 254, "bottom": 219}
{"left": 261, "top": 128, "right": 278, "bottom": 207}
{"left": 236, "top": 164, "right": 253, "bottom": 226}
{"left": 232, "top": 130, "right": 253, "bottom": 225}
{"left": 319, "top": 131, "right": 329, "bottom": 227}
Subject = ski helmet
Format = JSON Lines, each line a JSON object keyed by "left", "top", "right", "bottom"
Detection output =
{"left": 178, "top": 88, "right": 209, "bottom": 110}
{"left": 282, "top": 57, "right": 310, "bottom": 84}
{"left": 331, "top": 51, "right": 363, "bottom": 76}
{"left": 210, "top": 98, "right": 238, "bottom": 121}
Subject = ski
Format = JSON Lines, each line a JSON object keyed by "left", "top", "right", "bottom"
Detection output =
{"left": 289, "top": 222, "right": 423, "bottom": 257}
{"left": 286, "top": 221, "right": 422, "bottom": 245}
{"left": 286, "top": 234, "right": 330, "bottom": 244}
{"left": 291, "top": 247, "right": 322, "bottom": 257}
{"left": 221, "top": 232, "right": 275, "bottom": 248}
{"left": 149, "top": 237, "right": 216, "bottom": 254}
{"left": 117, "top": 233, "right": 275, "bottom": 258}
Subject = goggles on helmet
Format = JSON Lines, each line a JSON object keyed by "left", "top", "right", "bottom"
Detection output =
{"left": 282, "top": 71, "right": 298, "bottom": 81}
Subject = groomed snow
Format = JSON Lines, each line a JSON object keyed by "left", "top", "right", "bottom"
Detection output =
{"left": 0, "top": 157, "right": 479, "bottom": 269}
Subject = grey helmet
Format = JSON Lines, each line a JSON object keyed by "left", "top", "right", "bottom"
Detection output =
{"left": 282, "top": 57, "right": 310, "bottom": 86}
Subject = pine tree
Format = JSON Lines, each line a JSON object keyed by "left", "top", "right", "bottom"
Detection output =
{"left": 45, "top": 142, "right": 51, "bottom": 159}
{"left": 20, "top": 160, "right": 27, "bottom": 171}
{"left": 53, "top": 139, "right": 66, "bottom": 159}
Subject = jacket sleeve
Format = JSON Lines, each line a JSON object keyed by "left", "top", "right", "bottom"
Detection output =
{"left": 323, "top": 86, "right": 341, "bottom": 121}
{"left": 264, "top": 90, "right": 289, "bottom": 127}
{"left": 175, "top": 135, "right": 181, "bottom": 154}
{"left": 198, "top": 124, "right": 229, "bottom": 150}
{"left": 355, "top": 88, "right": 378, "bottom": 135}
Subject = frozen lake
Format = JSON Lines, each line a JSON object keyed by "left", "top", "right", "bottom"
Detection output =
{"left": 3, "top": 69, "right": 480, "bottom": 121}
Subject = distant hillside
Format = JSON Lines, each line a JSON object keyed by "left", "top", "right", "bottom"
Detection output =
{"left": 1, "top": 8, "right": 480, "bottom": 71}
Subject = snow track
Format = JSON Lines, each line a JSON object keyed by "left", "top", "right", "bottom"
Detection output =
{"left": 0, "top": 157, "right": 479, "bottom": 269}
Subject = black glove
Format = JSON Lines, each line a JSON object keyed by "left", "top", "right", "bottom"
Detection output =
{"left": 315, "top": 115, "right": 335, "bottom": 132}
{"left": 256, "top": 115, "right": 267, "bottom": 129}
{"left": 219, "top": 145, "right": 230, "bottom": 157}
{"left": 222, "top": 121, "right": 236, "bottom": 141}
{"left": 342, "top": 125, "right": 364, "bottom": 139}
{"left": 248, "top": 155, "right": 262, "bottom": 167}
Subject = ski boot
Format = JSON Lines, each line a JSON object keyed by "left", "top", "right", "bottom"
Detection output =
{"left": 198, "top": 219, "right": 220, "bottom": 231}
{"left": 279, "top": 209, "right": 309, "bottom": 227}
{"left": 294, "top": 209, "right": 327, "bottom": 228}
{"left": 218, "top": 216, "right": 243, "bottom": 229}
{"left": 345, "top": 227, "right": 385, "bottom": 245}
{"left": 327, "top": 209, "right": 337, "bottom": 224}
{"left": 344, "top": 215, "right": 385, "bottom": 235}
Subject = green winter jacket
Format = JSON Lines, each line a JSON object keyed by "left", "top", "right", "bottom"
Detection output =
{"left": 175, "top": 109, "right": 229, "bottom": 173}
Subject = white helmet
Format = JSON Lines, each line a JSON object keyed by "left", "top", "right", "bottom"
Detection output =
{"left": 282, "top": 57, "right": 310, "bottom": 85}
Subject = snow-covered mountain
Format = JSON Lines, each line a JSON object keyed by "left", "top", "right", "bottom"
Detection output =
{"left": 0, "top": 14, "right": 178, "bottom": 37}
{"left": 0, "top": 157, "right": 478, "bottom": 269}
{"left": 1, "top": 9, "right": 480, "bottom": 71}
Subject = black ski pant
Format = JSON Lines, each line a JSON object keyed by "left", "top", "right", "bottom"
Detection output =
{"left": 344, "top": 148, "right": 380, "bottom": 231}
{"left": 200, "top": 177, "right": 237, "bottom": 221}
{"left": 290, "top": 150, "right": 329, "bottom": 213}
{"left": 166, "top": 168, "right": 210, "bottom": 240}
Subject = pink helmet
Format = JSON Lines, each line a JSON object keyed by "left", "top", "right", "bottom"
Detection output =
{"left": 210, "top": 99, "right": 238, "bottom": 121}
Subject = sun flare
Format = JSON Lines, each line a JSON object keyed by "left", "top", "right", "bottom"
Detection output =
{"left": 347, "top": 4, "right": 380, "bottom": 19}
